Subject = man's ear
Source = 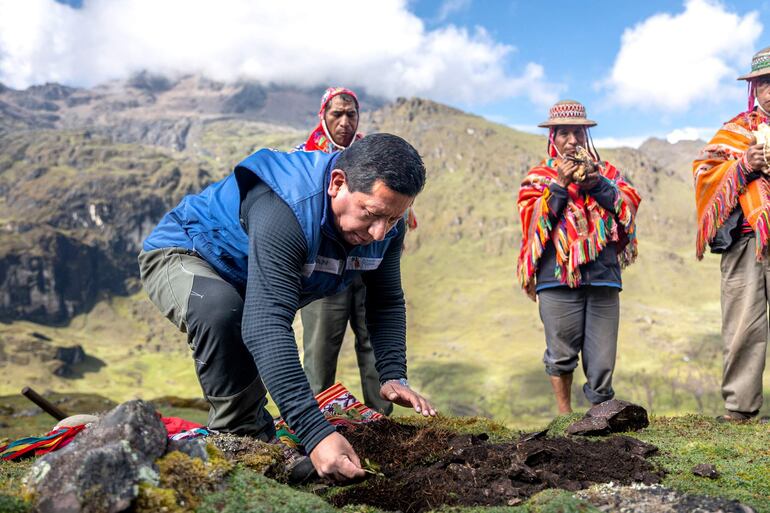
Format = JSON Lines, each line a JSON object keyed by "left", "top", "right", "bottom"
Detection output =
{"left": 328, "top": 169, "right": 347, "bottom": 197}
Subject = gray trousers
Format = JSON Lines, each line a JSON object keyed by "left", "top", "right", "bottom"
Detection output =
{"left": 138, "top": 248, "right": 275, "bottom": 438}
{"left": 538, "top": 286, "right": 620, "bottom": 404}
{"left": 301, "top": 275, "right": 393, "bottom": 414}
{"left": 720, "top": 236, "right": 769, "bottom": 415}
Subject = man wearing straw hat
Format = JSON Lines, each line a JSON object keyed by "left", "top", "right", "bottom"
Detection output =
{"left": 693, "top": 47, "right": 770, "bottom": 422}
{"left": 517, "top": 100, "right": 641, "bottom": 414}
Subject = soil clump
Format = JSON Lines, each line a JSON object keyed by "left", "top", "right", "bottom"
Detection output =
{"left": 330, "top": 418, "right": 664, "bottom": 512}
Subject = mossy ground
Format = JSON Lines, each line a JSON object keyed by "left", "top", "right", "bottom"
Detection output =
{"left": 0, "top": 413, "right": 766, "bottom": 512}
{"left": 547, "top": 414, "right": 770, "bottom": 512}
{"left": 635, "top": 415, "right": 770, "bottom": 510}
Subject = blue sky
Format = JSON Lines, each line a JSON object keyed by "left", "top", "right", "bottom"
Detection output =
{"left": 410, "top": 0, "right": 770, "bottom": 145}
{"left": 3, "top": 0, "right": 770, "bottom": 146}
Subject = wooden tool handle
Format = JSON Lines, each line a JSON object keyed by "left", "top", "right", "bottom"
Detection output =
{"left": 21, "top": 387, "right": 68, "bottom": 421}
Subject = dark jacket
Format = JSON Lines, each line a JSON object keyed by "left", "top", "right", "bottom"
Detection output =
{"left": 709, "top": 168, "right": 764, "bottom": 253}
{"left": 535, "top": 179, "right": 622, "bottom": 292}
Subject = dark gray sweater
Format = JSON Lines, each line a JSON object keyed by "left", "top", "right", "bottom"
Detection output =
{"left": 239, "top": 181, "right": 407, "bottom": 452}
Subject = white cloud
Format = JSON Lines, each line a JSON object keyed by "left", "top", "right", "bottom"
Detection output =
{"left": 0, "top": 0, "right": 561, "bottom": 106}
{"left": 666, "top": 126, "right": 715, "bottom": 143}
{"left": 603, "top": 0, "right": 761, "bottom": 111}
{"left": 436, "top": 0, "right": 471, "bottom": 22}
{"left": 592, "top": 136, "right": 649, "bottom": 149}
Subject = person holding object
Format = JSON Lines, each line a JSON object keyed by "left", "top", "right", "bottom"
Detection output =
{"left": 693, "top": 46, "right": 770, "bottom": 422}
{"left": 517, "top": 100, "right": 641, "bottom": 414}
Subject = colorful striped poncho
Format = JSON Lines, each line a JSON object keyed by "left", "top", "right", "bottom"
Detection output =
{"left": 693, "top": 110, "right": 770, "bottom": 259}
{"left": 516, "top": 158, "right": 640, "bottom": 297}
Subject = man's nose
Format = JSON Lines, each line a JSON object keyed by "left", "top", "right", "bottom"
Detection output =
{"left": 368, "top": 219, "right": 388, "bottom": 241}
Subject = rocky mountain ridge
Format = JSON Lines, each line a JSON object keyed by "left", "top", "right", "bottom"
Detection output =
{"left": 0, "top": 72, "right": 385, "bottom": 151}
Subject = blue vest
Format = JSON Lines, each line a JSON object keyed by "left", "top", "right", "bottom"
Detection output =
{"left": 143, "top": 149, "right": 400, "bottom": 301}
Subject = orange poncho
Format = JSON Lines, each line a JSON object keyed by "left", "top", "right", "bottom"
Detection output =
{"left": 694, "top": 110, "right": 770, "bottom": 259}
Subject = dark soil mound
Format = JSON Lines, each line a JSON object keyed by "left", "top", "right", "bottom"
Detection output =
{"left": 330, "top": 419, "right": 664, "bottom": 513}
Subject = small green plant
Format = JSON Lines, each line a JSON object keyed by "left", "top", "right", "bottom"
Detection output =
{"left": 361, "top": 458, "right": 384, "bottom": 477}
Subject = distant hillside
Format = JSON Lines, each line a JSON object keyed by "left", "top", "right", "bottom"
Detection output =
{"left": 0, "top": 72, "right": 385, "bottom": 149}
{"left": 0, "top": 76, "right": 742, "bottom": 428}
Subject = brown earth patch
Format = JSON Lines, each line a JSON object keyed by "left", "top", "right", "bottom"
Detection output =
{"left": 329, "top": 418, "right": 664, "bottom": 513}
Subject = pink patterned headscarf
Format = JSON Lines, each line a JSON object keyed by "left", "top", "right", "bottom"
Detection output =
{"left": 303, "top": 87, "right": 362, "bottom": 152}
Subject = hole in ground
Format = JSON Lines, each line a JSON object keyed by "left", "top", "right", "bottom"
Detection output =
{"left": 327, "top": 419, "right": 664, "bottom": 513}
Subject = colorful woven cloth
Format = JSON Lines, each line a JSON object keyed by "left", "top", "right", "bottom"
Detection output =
{"left": 162, "top": 416, "right": 204, "bottom": 435}
{"left": 0, "top": 415, "right": 211, "bottom": 461}
{"left": 303, "top": 87, "right": 363, "bottom": 153}
{"left": 517, "top": 158, "right": 640, "bottom": 295}
{"left": 169, "top": 427, "right": 211, "bottom": 441}
{"left": 275, "top": 382, "right": 382, "bottom": 451}
{"left": 0, "top": 425, "right": 85, "bottom": 461}
{"left": 694, "top": 109, "right": 770, "bottom": 259}
{"left": 162, "top": 416, "right": 211, "bottom": 440}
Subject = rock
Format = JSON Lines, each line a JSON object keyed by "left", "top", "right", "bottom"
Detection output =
{"left": 55, "top": 345, "right": 86, "bottom": 365}
{"left": 567, "top": 400, "right": 649, "bottom": 436}
{"left": 25, "top": 399, "right": 168, "bottom": 513}
{"left": 566, "top": 416, "right": 611, "bottom": 436}
{"left": 692, "top": 463, "right": 719, "bottom": 479}
{"left": 166, "top": 437, "right": 209, "bottom": 461}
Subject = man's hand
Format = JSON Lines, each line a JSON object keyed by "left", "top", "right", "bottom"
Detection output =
{"left": 745, "top": 143, "right": 769, "bottom": 173}
{"left": 380, "top": 380, "right": 437, "bottom": 416}
{"left": 579, "top": 161, "right": 600, "bottom": 189}
{"left": 309, "top": 432, "right": 365, "bottom": 482}
{"left": 555, "top": 160, "right": 575, "bottom": 188}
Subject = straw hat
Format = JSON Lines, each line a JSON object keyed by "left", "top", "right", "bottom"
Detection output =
{"left": 538, "top": 100, "right": 597, "bottom": 128}
{"left": 738, "top": 47, "right": 770, "bottom": 81}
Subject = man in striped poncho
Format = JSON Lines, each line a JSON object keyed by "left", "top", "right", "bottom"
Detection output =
{"left": 517, "top": 100, "right": 641, "bottom": 414}
{"left": 694, "top": 47, "right": 770, "bottom": 422}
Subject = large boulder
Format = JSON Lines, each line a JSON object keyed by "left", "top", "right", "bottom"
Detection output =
{"left": 25, "top": 399, "right": 168, "bottom": 513}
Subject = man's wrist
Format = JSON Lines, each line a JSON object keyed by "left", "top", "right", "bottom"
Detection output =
{"left": 381, "top": 377, "right": 409, "bottom": 388}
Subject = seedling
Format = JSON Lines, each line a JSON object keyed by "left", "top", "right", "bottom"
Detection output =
{"left": 362, "top": 458, "right": 384, "bottom": 477}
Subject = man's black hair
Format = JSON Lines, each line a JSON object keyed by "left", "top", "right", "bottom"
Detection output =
{"left": 335, "top": 133, "right": 426, "bottom": 197}
{"left": 324, "top": 93, "right": 359, "bottom": 113}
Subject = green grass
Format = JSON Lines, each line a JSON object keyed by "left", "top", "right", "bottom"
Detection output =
{"left": 635, "top": 415, "right": 770, "bottom": 511}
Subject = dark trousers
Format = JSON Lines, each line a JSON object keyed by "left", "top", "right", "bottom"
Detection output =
{"left": 301, "top": 275, "right": 393, "bottom": 414}
{"left": 138, "top": 248, "right": 275, "bottom": 438}
{"left": 538, "top": 286, "right": 620, "bottom": 404}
